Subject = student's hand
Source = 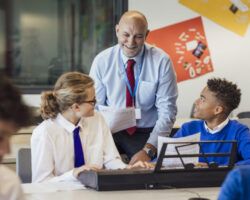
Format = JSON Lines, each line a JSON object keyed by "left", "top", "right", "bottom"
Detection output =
{"left": 195, "top": 162, "right": 208, "bottom": 168}
{"left": 129, "top": 150, "right": 151, "bottom": 165}
{"left": 126, "top": 161, "right": 155, "bottom": 170}
{"left": 73, "top": 164, "right": 101, "bottom": 178}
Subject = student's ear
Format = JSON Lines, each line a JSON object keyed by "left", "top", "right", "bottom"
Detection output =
{"left": 214, "top": 105, "right": 224, "bottom": 115}
{"left": 71, "top": 103, "right": 80, "bottom": 112}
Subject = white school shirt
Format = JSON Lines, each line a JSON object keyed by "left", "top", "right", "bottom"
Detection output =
{"left": 204, "top": 118, "right": 229, "bottom": 134}
{"left": 31, "top": 111, "right": 126, "bottom": 183}
{"left": 0, "top": 165, "right": 24, "bottom": 200}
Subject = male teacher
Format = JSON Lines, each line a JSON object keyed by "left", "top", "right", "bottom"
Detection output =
{"left": 90, "top": 10, "right": 178, "bottom": 164}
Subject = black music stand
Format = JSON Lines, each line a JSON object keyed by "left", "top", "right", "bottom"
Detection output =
{"left": 154, "top": 140, "right": 237, "bottom": 173}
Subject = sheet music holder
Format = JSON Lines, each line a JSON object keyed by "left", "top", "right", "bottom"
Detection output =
{"left": 78, "top": 140, "right": 237, "bottom": 191}
{"left": 155, "top": 140, "right": 237, "bottom": 172}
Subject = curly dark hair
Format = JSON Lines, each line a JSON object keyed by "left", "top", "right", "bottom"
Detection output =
{"left": 0, "top": 75, "right": 32, "bottom": 128}
{"left": 207, "top": 78, "right": 241, "bottom": 115}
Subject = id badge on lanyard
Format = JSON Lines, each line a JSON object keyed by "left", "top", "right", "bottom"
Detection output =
{"left": 135, "top": 108, "right": 141, "bottom": 119}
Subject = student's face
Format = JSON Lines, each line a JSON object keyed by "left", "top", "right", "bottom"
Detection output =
{"left": 76, "top": 87, "right": 96, "bottom": 118}
{"left": 116, "top": 17, "right": 148, "bottom": 58}
{"left": 0, "top": 121, "right": 17, "bottom": 163}
{"left": 193, "top": 86, "right": 223, "bottom": 120}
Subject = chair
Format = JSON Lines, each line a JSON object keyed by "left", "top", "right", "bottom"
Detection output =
{"left": 16, "top": 148, "right": 32, "bottom": 183}
{"left": 238, "top": 118, "right": 250, "bottom": 129}
{"left": 237, "top": 112, "right": 250, "bottom": 119}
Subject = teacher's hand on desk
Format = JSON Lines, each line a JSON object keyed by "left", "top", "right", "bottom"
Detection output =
{"left": 195, "top": 162, "right": 208, "bottom": 168}
{"left": 73, "top": 164, "right": 101, "bottom": 178}
{"left": 129, "top": 143, "right": 157, "bottom": 165}
{"left": 129, "top": 150, "right": 151, "bottom": 165}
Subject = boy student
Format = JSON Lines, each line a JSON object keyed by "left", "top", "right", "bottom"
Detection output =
{"left": 31, "top": 72, "right": 152, "bottom": 183}
{"left": 174, "top": 78, "right": 250, "bottom": 165}
{"left": 0, "top": 75, "right": 32, "bottom": 200}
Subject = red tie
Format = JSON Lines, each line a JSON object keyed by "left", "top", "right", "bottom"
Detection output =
{"left": 126, "top": 59, "right": 136, "bottom": 135}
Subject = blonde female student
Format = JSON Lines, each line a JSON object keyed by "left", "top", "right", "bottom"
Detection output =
{"left": 32, "top": 72, "right": 144, "bottom": 183}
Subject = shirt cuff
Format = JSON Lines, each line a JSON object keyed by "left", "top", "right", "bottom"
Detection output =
{"left": 146, "top": 134, "right": 157, "bottom": 148}
{"left": 48, "top": 169, "right": 78, "bottom": 183}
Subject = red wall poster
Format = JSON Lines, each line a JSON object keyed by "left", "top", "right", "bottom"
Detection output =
{"left": 146, "top": 17, "right": 214, "bottom": 82}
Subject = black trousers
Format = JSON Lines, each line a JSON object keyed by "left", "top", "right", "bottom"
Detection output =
{"left": 113, "top": 128, "right": 153, "bottom": 160}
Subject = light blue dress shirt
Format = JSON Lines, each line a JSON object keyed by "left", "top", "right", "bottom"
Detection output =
{"left": 89, "top": 43, "right": 178, "bottom": 147}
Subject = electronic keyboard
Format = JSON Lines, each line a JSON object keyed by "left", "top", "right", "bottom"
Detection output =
{"left": 78, "top": 167, "right": 230, "bottom": 191}
{"left": 78, "top": 140, "right": 236, "bottom": 191}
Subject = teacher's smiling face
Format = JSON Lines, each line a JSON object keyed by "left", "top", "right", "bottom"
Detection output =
{"left": 116, "top": 14, "right": 149, "bottom": 58}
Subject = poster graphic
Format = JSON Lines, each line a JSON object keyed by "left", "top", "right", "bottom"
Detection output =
{"left": 146, "top": 17, "right": 213, "bottom": 82}
{"left": 179, "top": 0, "right": 250, "bottom": 36}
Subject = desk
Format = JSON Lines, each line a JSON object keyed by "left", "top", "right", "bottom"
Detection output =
{"left": 2, "top": 126, "right": 35, "bottom": 170}
{"left": 23, "top": 185, "right": 220, "bottom": 200}
{"left": 3, "top": 135, "right": 31, "bottom": 163}
{"left": 17, "top": 126, "right": 36, "bottom": 135}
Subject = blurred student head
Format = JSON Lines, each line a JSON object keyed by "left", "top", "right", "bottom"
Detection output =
{"left": 0, "top": 75, "right": 32, "bottom": 162}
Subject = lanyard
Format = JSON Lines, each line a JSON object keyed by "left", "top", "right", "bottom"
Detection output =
{"left": 120, "top": 46, "right": 145, "bottom": 99}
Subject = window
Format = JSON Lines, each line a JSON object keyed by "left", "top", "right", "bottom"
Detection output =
{"left": 0, "top": 0, "right": 127, "bottom": 93}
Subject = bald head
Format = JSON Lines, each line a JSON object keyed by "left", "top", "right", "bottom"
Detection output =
{"left": 119, "top": 11, "right": 148, "bottom": 30}
{"left": 116, "top": 11, "right": 149, "bottom": 58}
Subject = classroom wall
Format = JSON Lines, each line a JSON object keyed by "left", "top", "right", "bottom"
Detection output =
{"left": 23, "top": 0, "right": 250, "bottom": 118}
{"left": 129, "top": 0, "right": 250, "bottom": 118}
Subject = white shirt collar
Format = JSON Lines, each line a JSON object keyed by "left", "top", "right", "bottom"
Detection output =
{"left": 56, "top": 113, "right": 83, "bottom": 134}
{"left": 121, "top": 45, "right": 145, "bottom": 68}
{"left": 204, "top": 118, "right": 229, "bottom": 134}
